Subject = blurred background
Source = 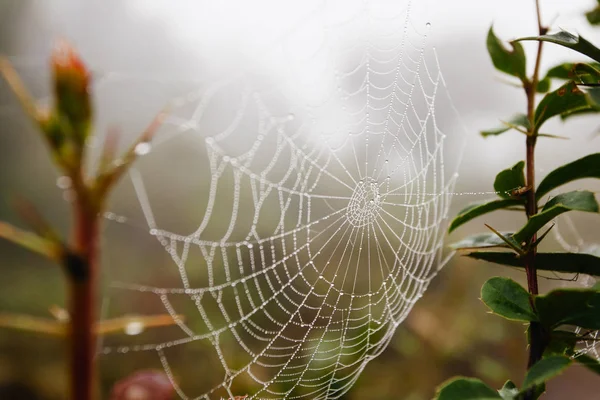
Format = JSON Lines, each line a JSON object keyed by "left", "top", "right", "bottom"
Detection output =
{"left": 1, "top": 0, "right": 600, "bottom": 399}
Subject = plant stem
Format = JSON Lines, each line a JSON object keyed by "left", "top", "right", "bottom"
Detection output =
{"left": 523, "top": 1, "right": 547, "bottom": 398}
{"left": 68, "top": 188, "right": 99, "bottom": 400}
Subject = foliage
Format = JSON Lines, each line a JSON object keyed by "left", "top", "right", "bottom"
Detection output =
{"left": 0, "top": 43, "right": 176, "bottom": 399}
{"left": 437, "top": 3, "right": 600, "bottom": 400}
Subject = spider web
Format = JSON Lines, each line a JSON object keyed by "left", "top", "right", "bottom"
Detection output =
{"left": 97, "top": 1, "right": 461, "bottom": 398}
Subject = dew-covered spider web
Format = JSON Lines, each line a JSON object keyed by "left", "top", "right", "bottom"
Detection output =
{"left": 95, "top": 1, "right": 467, "bottom": 399}
{"left": 5, "top": 0, "right": 466, "bottom": 398}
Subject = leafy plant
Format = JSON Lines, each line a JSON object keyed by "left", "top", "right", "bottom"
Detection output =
{"left": 0, "top": 42, "right": 178, "bottom": 399}
{"left": 436, "top": 2, "right": 600, "bottom": 399}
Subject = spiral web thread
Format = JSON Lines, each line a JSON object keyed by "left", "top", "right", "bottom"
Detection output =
{"left": 92, "top": 1, "right": 463, "bottom": 398}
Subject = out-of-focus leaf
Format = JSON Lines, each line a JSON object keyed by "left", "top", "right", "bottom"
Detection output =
{"left": 481, "top": 277, "right": 537, "bottom": 322}
{"left": 536, "top": 77, "right": 551, "bottom": 93}
{"left": 536, "top": 289, "right": 600, "bottom": 329}
{"left": 521, "top": 356, "right": 572, "bottom": 392}
{"left": 534, "top": 81, "right": 599, "bottom": 132}
{"left": 537, "top": 153, "right": 600, "bottom": 199}
{"left": 434, "top": 377, "right": 502, "bottom": 400}
{"left": 514, "top": 191, "right": 599, "bottom": 243}
{"left": 487, "top": 27, "right": 528, "bottom": 81}
{"left": 586, "top": 4, "right": 600, "bottom": 25}
{"left": 465, "top": 252, "right": 600, "bottom": 277}
{"left": 494, "top": 161, "right": 526, "bottom": 199}
{"left": 448, "top": 198, "right": 524, "bottom": 233}
{"left": 517, "top": 31, "right": 600, "bottom": 63}
{"left": 481, "top": 113, "right": 530, "bottom": 137}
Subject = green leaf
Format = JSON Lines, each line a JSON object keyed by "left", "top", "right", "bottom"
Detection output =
{"left": 487, "top": 27, "right": 528, "bottom": 82}
{"left": 481, "top": 277, "right": 537, "bottom": 322}
{"left": 521, "top": 356, "right": 572, "bottom": 392}
{"left": 498, "top": 380, "right": 519, "bottom": 400}
{"left": 435, "top": 377, "right": 502, "bottom": 400}
{"left": 536, "top": 288, "right": 600, "bottom": 329}
{"left": 481, "top": 114, "right": 530, "bottom": 137}
{"left": 587, "top": 5, "right": 600, "bottom": 26}
{"left": 534, "top": 81, "right": 599, "bottom": 132}
{"left": 449, "top": 232, "right": 515, "bottom": 250}
{"left": 544, "top": 331, "right": 578, "bottom": 357}
{"left": 514, "top": 191, "right": 599, "bottom": 243}
{"left": 517, "top": 31, "right": 600, "bottom": 63}
{"left": 494, "top": 161, "right": 526, "bottom": 199}
{"left": 465, "top": 252, "right": 600, "bottom": 277}
{"left": 575, "top": 354, "right": 600, "bottom": 375}
{"left": 537, "top": 153, "right": 600, "bottom": 199}
{"left": 536, "top": 77, "right": 551, "bottom": 93}
{"left": 571, "top": 63, "right": 600, "bottom": 85}
{"left": 544, "top": 62, "right": 600, "bottom": 81}
{"left": 449, "top": 198, "right": 524, "bottom": 233}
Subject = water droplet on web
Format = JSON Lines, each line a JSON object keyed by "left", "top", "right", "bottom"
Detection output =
{"left": 125, "top": 320, "right": 145, "bottom": 336}
{"left": 134, "top": 142, "right": 152, "bottom": 156}
{"left": 426, "top": 22, "right": 431, "bottom": 27}
{"left": 56, "top": 176, "right": 72, "bottom": 190}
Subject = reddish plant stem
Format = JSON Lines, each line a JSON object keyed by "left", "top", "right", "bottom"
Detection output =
{"left": 68, "top": 193, "right": 99, "bottom": 400}
{"left": 522, "top": 2, "right": 547, "bottom": 398}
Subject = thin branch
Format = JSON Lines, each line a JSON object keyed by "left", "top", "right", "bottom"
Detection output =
{"left": 0, "top": 57, "right": 39, "bottom": 122}
{"left": 94, "top": 108, "right": 168, "bottom": 200}
{"left": 0, "top": 221, "right": 63, "bottom": 261}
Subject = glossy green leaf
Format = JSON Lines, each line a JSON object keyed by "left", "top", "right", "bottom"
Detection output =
{"left": 537, "top": 153, "right": 600, "bottom": 199}
{"left": 534, "top": 81, "right": 599, "bottom": 132}
{"left": 514, "top": 191, "right": 599, "bottom": 243}
{"left": 521, "top": 356, "right": 572, "bottom": 392}
{"left": 449, "top": 232, "right": 515, "bottom": 251}
{"left": 536, "top": 289, "right": 600, "bottom": 329}
{"left": 481, "top": 113, "right": 529, "bottom": 137}
{"left": 435, "top": 377, "right": 502, "bottom": 400}
{"left": 487, "top": 27, "right": 528, "bottom": 81}
{"left": 448, "top": 198, "right": 524, "bottom": 233}
{"left": 465, "top": 252, "right": 600, "bottom": 277}
{"left": 498, "top": 380, "right": 519, "bottom": 400}
{"left": 517, "top": 31, "right": 600, "bottom": 63}
{"left": 575, "top": 354, "right": 600, "bottom": 375}
{"left": 494, "top": 161, "right": 526, "bottom": 199}
{"left": 481, "top": 277, "right": 537, "bottom": 322}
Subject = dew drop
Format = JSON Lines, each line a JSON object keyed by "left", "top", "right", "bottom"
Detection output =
{"left": 56, "top": 176, "right": 72, "bottom": 190}
{"left": 426, "top": 22, "right": 431, "bottom": 28}
{"left": 134, "top": 142, "right": 152, "bottom": 156}
{"left": 124, "top": 320, "right": 145, "bottom": 336}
